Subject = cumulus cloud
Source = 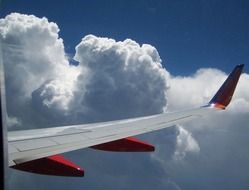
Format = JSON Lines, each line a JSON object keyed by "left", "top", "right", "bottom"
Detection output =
{"left": 166, "top": 68, "right": 227, "bottom": 110}
{"left": 72, "top": 35, "right": 169, "bottom": 122}
{"left": 173, "top": 126, "right": 200, "bottom": 160}
{"left": 1, "top": 13, "right": 170, "bottom": 127}
{"left": 1, "top": 13, "right": 249, "bottom": 190}
{"left": 228, "top": 74, "right": 249, "bottom": 113}
{"left": 0, "top": 13, "right": 79, "bottom": 128}
{"left": 0, "top": 13, "right": 72, "bottom": 96}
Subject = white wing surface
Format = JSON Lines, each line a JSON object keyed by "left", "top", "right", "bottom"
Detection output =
{"left": 8, "top": 106, "right": 213, "bottom": 166}
{"left": 7, "top": 64, "right": 244, "bottom": 168}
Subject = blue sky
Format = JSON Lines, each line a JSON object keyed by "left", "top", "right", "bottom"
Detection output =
{"left": 1, "top": 0, "right": 249, "bottom": 75}
{"left": 1, "top": 1, "right": 249, "bottom": 190}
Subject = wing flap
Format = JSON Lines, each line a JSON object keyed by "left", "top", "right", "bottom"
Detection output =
{"left": 91, "top": 137, "right": 155, "bottom": 152}
{"left": 12, "top": 139, "right": 58, "bottom": 152}
{"left": 51, "top": 134, "right": 89, "bottom": 144}
{"left": 11, "top": 154, "right": 84, "bottom": 177}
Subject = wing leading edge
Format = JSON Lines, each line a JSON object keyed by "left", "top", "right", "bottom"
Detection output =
{"left": 7, "top": 64, "right": 244, "bottom": 176}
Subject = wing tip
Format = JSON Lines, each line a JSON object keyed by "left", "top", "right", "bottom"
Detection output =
{"left": 209, "top": 64, "right": 244, "bottom": 109}
{"left": 236, "top": 64, "right": 245, "bottom": 69}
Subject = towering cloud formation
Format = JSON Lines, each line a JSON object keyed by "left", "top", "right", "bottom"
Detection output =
{"left": 1, "top": 13, "right": 169, "bottom": 127}
{"left": 1, "top": 13, "right": 249, "bottom": 190}
{"left": 0, "top": 13, "right": 80, "bottom": 128}
{"left": 73, "top": 35, "right": 168, "bottom": 122}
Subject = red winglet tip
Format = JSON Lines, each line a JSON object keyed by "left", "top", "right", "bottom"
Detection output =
{"left": 213, "top": 103, "right": 226, "bottom": 110}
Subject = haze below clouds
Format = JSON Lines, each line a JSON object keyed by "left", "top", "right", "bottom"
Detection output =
{"left": 1, "top": 13, "right": 249, "bottom": 190}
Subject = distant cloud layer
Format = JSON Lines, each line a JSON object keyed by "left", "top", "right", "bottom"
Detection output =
{"left": 1, "top": 13, "right": 249, "bottom": 190}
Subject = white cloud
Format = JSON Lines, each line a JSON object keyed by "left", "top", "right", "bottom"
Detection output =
{"left": 0, "top": 13, "right": 80, "bottom": 127}
{"left": 72, "top": 34, "right": 169, "bottom": 122}
{"left": 1, "top": 13, "right": 170, "bottom": 127}
{"left": 228, "top": 74, "right": 249, "bottom": 113}
{"left": 166, "top": 68, "right": 227, "bottom": 110}
{"left": 6, "top": 116, "right": 21, "bottom": 128}
{"left": 0, "top": 13, "right": 71, "bottom": 97}
{"left": 173, "top": 126, "right": 200, "bottom": 160}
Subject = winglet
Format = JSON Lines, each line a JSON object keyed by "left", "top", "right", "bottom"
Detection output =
{"left": 209, "top": 64, "right": 244, "bottom": 109}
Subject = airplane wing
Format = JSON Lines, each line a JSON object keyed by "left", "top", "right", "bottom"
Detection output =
{"left": 7, "top": 64, "right": 244, "bottom": 176}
